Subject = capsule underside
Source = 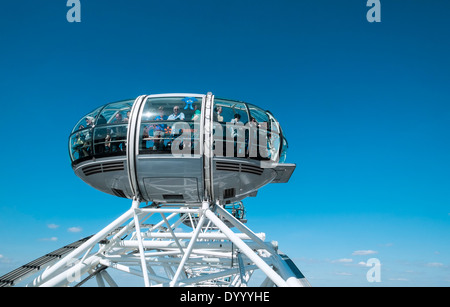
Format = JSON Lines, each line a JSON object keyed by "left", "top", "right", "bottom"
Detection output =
{"left": 69, "top": 93, "right": 295, "bottom": 204}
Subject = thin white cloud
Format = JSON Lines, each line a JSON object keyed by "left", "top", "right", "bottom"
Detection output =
{"left": 358, "top": 260, "right": 383, "bottom": 267}
{"left": 352, "top": 250, "right": 378, "bottom": 256}
{"left": 40, "top": 237, "right": 58, "bottom": 242}
{"left": 358, "top": 261, "right": 368, "bottom": 266}
{"left": 332, "top": 258, "right": 353, "bottom": 264}
{"left": 335, "top": 272, "right": 352, "bottom": 276}
{"left": 68, "top": 227, "right": 82, "bottom": 233}
{"left": 47, "top": 223, "right": 60, "bottom": 229}
{"left": 0, "top": 254, "right": 11, "bottom": 264}
{"left": 426, "top": 262, "right": 444, "bottom": 268}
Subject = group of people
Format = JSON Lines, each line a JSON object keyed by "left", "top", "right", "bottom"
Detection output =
{"left": 142, "top": 105, "right": 200, "bottom": 151}
{"left": 213, "top": 106, "right": 270, "bottom": 158}
{"left": 72, "top": 103, "right": 270, "bottom": 160}
{"left": 72, "top": 111, "right": 130, "bottom": 159}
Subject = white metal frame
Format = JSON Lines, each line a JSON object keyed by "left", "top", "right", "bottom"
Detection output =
{"left": 26, "top": 200, "right": 309, "bottom": 287}
{"left": 126, "top": 94, "right": 207, "bottom": 200}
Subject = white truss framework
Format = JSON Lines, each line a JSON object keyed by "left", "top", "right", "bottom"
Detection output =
{"left": 24, "top": 200, "right": 309, "bottom": 287}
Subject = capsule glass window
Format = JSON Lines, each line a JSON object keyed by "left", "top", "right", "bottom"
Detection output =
{"left": 71, "top": 106, "right": 102, "bottom": 134}
{"left": 212, "top": 99, "right": 249, "bottom": 158}
{"left": 69, "top": 100, "right": 134, "bottom": 163}
{"left": 139, "top": 96, "right": 203, "bottom": 155}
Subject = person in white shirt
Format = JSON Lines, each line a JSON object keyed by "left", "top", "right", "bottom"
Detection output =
{"left": 167, "top": 106, "right": 185, "bottom": 121}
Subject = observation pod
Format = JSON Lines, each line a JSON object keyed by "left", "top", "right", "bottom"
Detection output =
{"left": 0, "top": 93, "right": 309, "bottom": 288}
{"left": 69, "top": 93, "right": 295, "bottom": 204}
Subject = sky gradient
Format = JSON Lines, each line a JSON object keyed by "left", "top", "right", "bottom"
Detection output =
{"left": 0, "top": 0, "right": 449, "bottom": 286}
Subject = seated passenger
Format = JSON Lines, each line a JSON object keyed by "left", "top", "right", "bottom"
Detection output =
{"left": 230, "top": 113, "right": 243, "bottom": 136}
{"left": 191, "top": 105, "right": 201, "bottom": 152}
{"left": 247, "top": 117, "right": 260, "bottom": 158}
{"left": 153, "top": 106, "right": 167, "bottom": 150}
{"left": 72, "top": 125, "right": 86, "bottom": 158}
{"left": 80, "top": 120, "right": 94, "bottom": 156}
{"left": 214, "top": 106, "right": 224, "bottom": 122}
{"left": 230, "top": 114, "right": 245, "bottom": 157}
{"left": 108, "top": 113, "right": 127, "bottom": 152}
{"left": 105, "top": 134, "right": 111, "bottom": 152}
{"left": 249, "top": 116, "right": 259, "bottom": 127}
{"left": 94, "top": 114, "right": 107, "bottom": 155}
{"left": 85, "top": 116, "right": 95, "bottom": 127}
{"left": 191, "top": 104, "right": 201, "bottom": 121}
{"left": 72, "top": 125, "right": 92, "bottom": 158}
{"left": 124, "top": 111, "right": 131, "bottom": 122}
{"left": 168, "top": 106, "right": 185, "bottom": 121}
{"left": 141, "top": 125, "right": 150, "bottom": 150}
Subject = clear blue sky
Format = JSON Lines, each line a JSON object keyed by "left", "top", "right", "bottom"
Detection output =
{"left": 1, "top": 0, "right": 449, "bottom": 286}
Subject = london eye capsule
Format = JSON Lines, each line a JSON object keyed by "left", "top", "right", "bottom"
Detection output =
{"left": 69, "top": 93, "right": 295, "bottom": 204}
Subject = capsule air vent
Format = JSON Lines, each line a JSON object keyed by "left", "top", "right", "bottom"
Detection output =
{"left": 82, "top": 161, "right": 125, "bottom": 176}
{"left": 163, "top": 194, "right": 184, "bottom": 201}
{"left": 223, "top": 188, "right": 236, "bottom": 199}
{"left": 111, "top": 188, "right": 127, "bottom": 198}
{"left": 216, "top": 161, "right": 263, "bottom": 176}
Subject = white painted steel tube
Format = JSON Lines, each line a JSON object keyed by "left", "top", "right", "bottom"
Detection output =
{"left": 141, "top": 232, "right": 265, "bottom": 240}
{"left": 214, "top": 204, "right": 275, "bottom": 253}
{"left": 40, "top": 255, "right": 101, "bottom": 287}
{"left": 170, "top": 207, "right": 207, "bottom": 286}
{"left": 138, "top": 208, "right": 201, "bottom": 214}
{"left": 203, "top": 208, "right": 288, "bottom": 287}
{"left": 118, "top": 239, "right": 275, "bottom": 250}
{"left": 215, "top": 204, "right": 306, "bottom": 286}
{"left": 133, "top": 203, "right": 150, "bottom": 287}
{"left": 31, "top": 207, "right": 134, "bottom": 287}
{"left": 176, "top": 264, "right": 259, "bottom": 287}
{"left": 100, "top": 270, "right": 118, "bottom": 287}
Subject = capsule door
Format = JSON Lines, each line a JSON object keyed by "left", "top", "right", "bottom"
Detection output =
{"left": 131, "top": 94, "right": 206, "bottom": 203}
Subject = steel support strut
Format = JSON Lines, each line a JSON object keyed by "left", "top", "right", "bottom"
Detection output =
{"left": 18, "top": 200, "right": 309, "bottom": 287}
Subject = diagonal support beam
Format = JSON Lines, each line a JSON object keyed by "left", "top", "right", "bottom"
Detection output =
{"left": 31, "top": 207, "right": 134, "bottom": 287}
{"left": 170, "top": 203, "right": 208, "bottom": 287}
{"left": 214, "top": 203, "right": 275, "bottom": 253}
{"left": 204, "top": 208, "right": 288, "bottom": 287}
{"left": 133, "top": 199, "right": 150, "bottom": 287}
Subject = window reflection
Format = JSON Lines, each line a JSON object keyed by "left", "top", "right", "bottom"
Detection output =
{"left": 213, "top": 99, "right": 248, "bottom": 124}
{"left": 71, "top": 107, "right": 102, "bottom": 134}
{"left": 70, "top": 100, "right": 133, "bottom": 164}
{"left": 138, "top": 96, "right": 203, "bottom": 155}
{"left": 70, "top": 128, "right": 92, "bottom": 161}
{"left": 140, "top": 121, "right": 201, "bottom": 155}
{"left": 70, "top": 96, "right": 288, "bottom": 165}
{"left": 280, "top": 136, "right": 288, "bottom": 163}
{"left": 212, "top": 99, "right": 279, "bottom": 161}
